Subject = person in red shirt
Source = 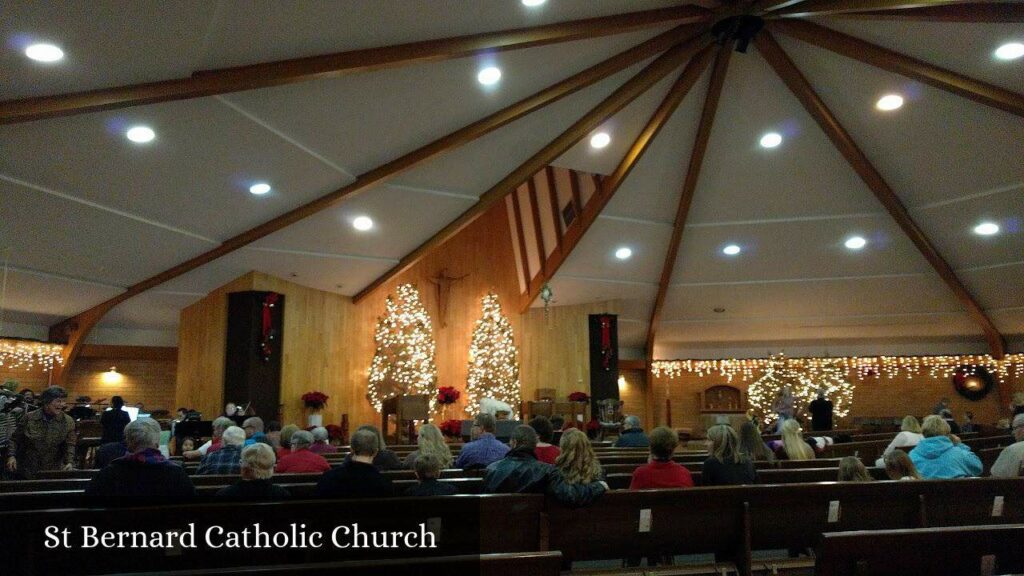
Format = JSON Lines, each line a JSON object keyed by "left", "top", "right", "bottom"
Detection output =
{"left": 529, "top": 416, "right": 560, "bottom": 465}
{"left": 275, "top": 430, "right": 331, "bottom": 474}
{"left": 629, "top": 426, "right": 693, "bottom": 490}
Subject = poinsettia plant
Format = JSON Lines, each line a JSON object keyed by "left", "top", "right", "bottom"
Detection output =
{"left": 439, "top": 419, "right": 463, "bottom": 438}
{"left": 437, "top": 386, "right": 460, "bottom": 405}
{"left": 568, "top": 391, "right": 589, "bottom": 402}
{"left": 301, "top": 391, "right": 329, "bottom": 410}
{"left": 325, "top": 424, "right": 344, "bottom": 441}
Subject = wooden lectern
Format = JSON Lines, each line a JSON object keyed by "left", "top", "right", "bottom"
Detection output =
{"left": 381, "top": 394, "right": 430, "bottom": 444}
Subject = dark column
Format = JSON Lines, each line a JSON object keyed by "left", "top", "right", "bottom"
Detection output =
{"left": 588, "top": 314, "right": 619, "bottom": 417}
{"left": 224, "top": 291, "right": 284, "bottom": 423}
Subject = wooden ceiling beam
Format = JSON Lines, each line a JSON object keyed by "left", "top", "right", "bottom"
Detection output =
{"left": 768, "top": 0, "right": 983, "bottom": 18}
{"left": 47, "top": 24, "right": 703, "bottom": 355}
{"left": 769, "top": 19, "right": 1024, "bottom": 119}
{"left": 520, "top": 43, "right": 719, "bottom": 314}
{"left": 825, "top": 2, "right": 1024, "bottom": 22}
{"left": 645, "top": 42, "right": 734, "bottom": 360}
{"left": 755, "top": 30, "right": 1007, "bottom": 358}
{"left": 357, "top": 33, "right": 715, "bottom": 305}
{"left": 0, "top": 6, "right": 712, "bottom": 125}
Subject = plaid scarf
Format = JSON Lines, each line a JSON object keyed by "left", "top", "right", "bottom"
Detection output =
{"left": 121, "top": 447, "right": 167, "bottom": 465}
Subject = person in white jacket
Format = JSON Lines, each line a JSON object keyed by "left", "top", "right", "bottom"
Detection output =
{"left": 990, "top": 414, "right": 1024, "bottom": 478}
{"left": 874, "top": 415, "right": 924, "bottom": 468}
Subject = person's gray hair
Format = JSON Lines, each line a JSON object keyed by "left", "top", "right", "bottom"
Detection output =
{"left": 1012, "top": 414, "right": 1024, "bottom": 429}
{"left": 222, "top": 426, "right": 246, "bottom": 447}
{"left": 242, "top": 417, "right": 264, "bottom": 433}
{"left": 350, "top": 428, "right": 379, "bottom": 456}
{"left": 920, "top": 414, "right": 950, "bottom": 438}
{"left": 212, "top": 417, "right": 234, "bottom": 435}
{"left": 312, "top": 426, "right": 329, "bottom": 442}
{"left": 291, "top": 430, "right": 313, "bottom": 448}
{"left": 474, "top": 412, "right": 497, "bottom": 433}
{"left": 125, "top": 417, "right": 161, "bottom": 452}
{"left": 240, "top": 443, "right": 276, "bottom": 479}
{"left": 511, "top": 425, "right": 538, "bottom": 450}
{"left": 624, "top": 415, "right": 641, "bottom": 430}
{"left": 39, "top": 386, "right": 68, "bottom": 405}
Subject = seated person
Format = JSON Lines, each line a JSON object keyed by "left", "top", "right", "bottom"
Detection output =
{"left": 739, "top": 421, "right": 775, "bottom": 462}
{"left": 910, "top": 415, "right": 982, "bottom": 479}
{"left": 883, "top": 449, "right": 920, "bottom": 480}
{"left": 454, "top": 413, "right": 509, "bottom": 469}
{"left": 404, "top": 453, "right": 457, "bottom": 496}
{"left": 529, "top": 416, "right": 560, "bottom": 465}
{"left": 264, "top": 420, "right": 282, "bottom": 450}
{"left": 342, "top": 425, "right": 403, "bottom": 470}
{"left": 403, "top": 423, "right": 453, "bottom": 469}
{"left": 99, "top": 396, "right": 131, "bottom": 444}
{"left": 614, "top": 415, "right": 650, "bottom": 448}
{"left": 308, "top": 426, "right": 338, "bottom": 454}
{"left": 630, "top": 426, "right": 693, "bottom": 489}
{"left": 874, "top": 416, "right": 924, "bottom": 467}
{"left": 217, "top": 443, "right": 291, "bottom": 501}
{"left": 183, "top": 416, "right": 233, "bottom": 460}
{"left": 84, "top": 418, "right": 194, "bottom": 504}
{"left": 773, "top": 419, "right": 816, "bottom": 461}
{"left": 242, "top": 417, "right": 267, "bottom": 446}
{"left": 277, "top": 424, "right": 299, "bottom": 459}
{"left": 276, "top": 430, "right": 331, "bottom": 474}
{"left": 990, "top": 413, "right": 1024, "bottom": 478}
{"left": 703, "top": 424, "right": 757, "bottom": 485}
{"left": 837, "top": 456, "right": 873, "bottom": 482}
{"left": 550, "top": 428, "right": 608, "bottom": 507}
{"left": 550, "top": 415, "right": 565, "bottom": 446}
{"left": 196, "top": 426, "right": 245, "bottom": 475}
{"left": 484, "top": 425, "right": 551, "bottom": 494}
{"left": 317, "top": 428, "right": 393, "bottom": 498}
{"left": 94, "top": 440, "right": 128, "bottom": 469}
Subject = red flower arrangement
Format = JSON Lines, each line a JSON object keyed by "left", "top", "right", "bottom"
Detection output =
{"left": 437, "top": 386, "right": 460, "bottom": 405}
{"left": 325, "top": 424, "right": 344, "bottom": 441}
{"left": 586, "top": 416, "right": 600, "bottom": 431}
{"left": 568, "top": 391, "right": 589, "bottom": 402}
{"left": 301, "top": 391, "right": 329, "bottom": 410}
{"left": 439, "top": 419, "right": 463, "bottom": 438}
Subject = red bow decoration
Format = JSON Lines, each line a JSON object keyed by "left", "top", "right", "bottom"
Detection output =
{"left": 599, "top": 315, "right": 614, "bottom": 371}
{"left": 260, "top": 293, "right": 280, "bottom": 361}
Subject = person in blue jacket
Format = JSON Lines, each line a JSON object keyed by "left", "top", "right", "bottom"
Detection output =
{"left": 909, "top": 414, "right": 982, "bottom": 479}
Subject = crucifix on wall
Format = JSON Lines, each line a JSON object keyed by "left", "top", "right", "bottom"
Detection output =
{"left": 429, "top": 268, "right": 468, "bottom": 328}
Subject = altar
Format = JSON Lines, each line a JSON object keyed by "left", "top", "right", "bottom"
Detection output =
{"left": 697, "top": 385, "right": 748, "bottom": 437}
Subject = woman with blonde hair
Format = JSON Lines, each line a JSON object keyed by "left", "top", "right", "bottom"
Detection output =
{"left": 549, "top": 428, "right": 607, "bottom": 507}
{"left": 703, "top": 424, "right": 757, "bottom": 485}
{"left": 404, "top": 423, "right": 453, "bottom": 469}
{"left": 775, "top": 419, "right": 815, "bottom": 460}
{"left": 837, "top": 456, "right": 872, "bottom": 482}
{"left": 874, "top": 415, "right": 924, "bottom": 467}
{"left": 883, "top": 449, "right": 920, "bottom": 480}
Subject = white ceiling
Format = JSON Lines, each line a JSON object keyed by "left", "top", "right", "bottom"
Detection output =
{"left": 0, "top": 1, "right": 1021, "bottom": 357}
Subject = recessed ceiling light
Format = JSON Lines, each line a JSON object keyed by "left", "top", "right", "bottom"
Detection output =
{"left": 994, "top": 42, "right": 1024, "bottom": 61}
{"left": 614, "top": 247, "right": 632, "bottom": 260}
{"left": 590, "top": 132, "right": 611, "bottom": 149}
{"left": 844, "top": 236, "right": 867, "bottom": 250}
{"left": 973, "top": 221, "right": 1000, "bottom": 236}
{"left": 353, "top": 216, "right": 374, "bottom": 231}
{"left": 722, "top": 244, "right": 741, "bottom": 256}
{"left": 249, "top": 182, "right": 271, "bottom": 195}
{"left": 876, "top": 94, "right": 904, "bottom": 111}
{"left": 759, "top": 132, "right": 782, "bottom": 148}
{"left": 24, "top": 43, "right": 64, "bottom": 62}
{"left": 125, "top": 126, "right": 155, "bottom": 143}
{"left": 522, "top": 0, "right": 547, "bottom": 5}
{"left": 477, "top": 66, "right": 501, "bottom": 86}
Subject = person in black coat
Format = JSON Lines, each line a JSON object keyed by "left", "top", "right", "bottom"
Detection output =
{"left": 84, "top": 418, "right": 195, "bottom": 505}
{"left": 99, "top": 396, "right": 132, "bottom": 444}
{"left": 483, "top": 425, "right": 552, "bottom": 494}
{"left": 808, "top": 390, "right": 834, "bottom": 432}
{"left": 217, "top": 443, "right": 291, "bottom": 502}
{"left": 703, "top": 424, "right": 758, "bottom": 486}
{"left": 317, "top": 428, "right": 392, "bottom": 498}
{"left": 404, "top": 453, "right": 457, "bottom": 496}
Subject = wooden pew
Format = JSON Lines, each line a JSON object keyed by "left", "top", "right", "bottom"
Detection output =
{"left": 814, "top": 524, "right": 1024, "bottom": 576}
{"left": 0, "top": 494, "right": 543, "bottom": 576}
{"left": 107, "top": 551, "right": 565, "bottom": 576}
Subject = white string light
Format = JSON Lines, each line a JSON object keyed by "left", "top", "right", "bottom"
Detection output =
{"left": 466, "top": 292, "right": 521, "bottom": 418}
{"left": 367, "top": 284, "right": 438, "bottom": 413}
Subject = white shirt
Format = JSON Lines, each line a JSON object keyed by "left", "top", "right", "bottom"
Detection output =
{"left": 197, "top": 440, "right": 213, "bottom": 456}
{"left": 874, "top": 431, "right": 924, "bottom": 467}
{"left": 990, "top": 440, "right": 1024, "bottom": 478}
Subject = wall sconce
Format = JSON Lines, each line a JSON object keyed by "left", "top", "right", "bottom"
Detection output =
{"left": 617, "top": 375, "right": 627, "bottom": 391}
{"left": 101, "top": 366, "right": 123, "bottom": 385}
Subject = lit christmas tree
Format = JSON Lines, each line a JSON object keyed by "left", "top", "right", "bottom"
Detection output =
{"left": 748, "top": 354, "right": 856, "bottom": 425}
{"left": 367, "top": 284, "right": 438, "bottom": 413}
{"left": 799, "top": 358, "right": 856, "bottom": 419}
{"left": 746, "top": 354, "right": 804, "bottom": 426}
{"left": 466, "top": 292, "right": 521, "bottom": 418}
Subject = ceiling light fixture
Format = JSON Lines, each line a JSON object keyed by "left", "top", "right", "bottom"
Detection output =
{"left": 844, "top": 236, "right": 867, "bottom": 250}
{"left": 875, "top": 94, "right": 904, "bottom": 111}
{"left": 759, "top": 132, "right": 782, "bottom": 148}
{"left": 522, "top": 0, "right": 547, "bottom": 6}
{"left": 24, "top": 43, "right": 64, "bottom": 62}
{"left": 994, "top": 42, "right": 1024, "bottom": 61}
{"left": 353, "top": 216, "right": 374, "bottom": 231}
{"left": 249, "top": 182, "right": 271, "bottom": 195}
{"left": 614, "top": 247, "right": 632, "bottom": 260}
{"left": 973, "top": 221, "right": 1000, "bottom": 236}
{"left": 125, "top": 126, "right": 155, "bottom": 143}
{"left": 722, "top": 244, "right": 741, "bottom": 256}
{"left": 590, "top": 132, "right": 611, "bottom": 149}
{"left": 477, "top": 66, "right": 501, "bottom": 86}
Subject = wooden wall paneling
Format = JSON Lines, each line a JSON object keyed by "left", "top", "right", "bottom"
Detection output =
{"left": 517, "top": 186, "right": 543, "bottom": 280}
{"left": 618, "top": 368, "right": 649, "bottom": 426}
{"left": 823, "top": 3, "right": 1024, "bottom": 23}
{"left": 578, "top": 171, "right": 598, "bottom": 207}
{"left": 505, "top": 197, "right": 528, "bottom": 294}
{"left": 541, "top": 167, "right": 565, "bottom": 250}
{"left": 530, "top": 174, "right": 558, "bottom": 262}
{"left": 567, "top": 169, "right": 584, "bottom": 218}
{"left": 526, "top": 178, "right": 549, "bottom": 274}
{"left": 511, "top": 186, "right": 534, "bottom": 286}
{"left": 66, "top": 357, "right": 178, "bottom": 415}
{"left": 78, "top": 345, "right": 177, "bottom": 361}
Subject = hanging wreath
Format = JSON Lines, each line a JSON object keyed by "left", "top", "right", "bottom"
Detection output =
{"left": 952, "top": 365, "right": 994, "bottom": 402}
